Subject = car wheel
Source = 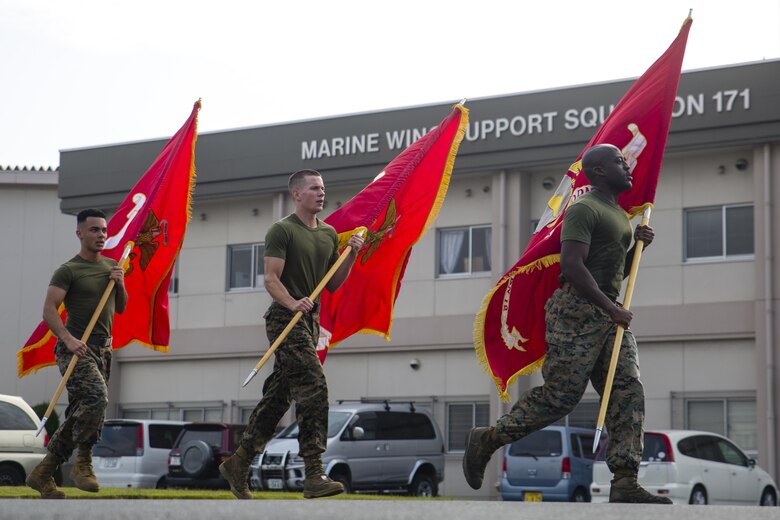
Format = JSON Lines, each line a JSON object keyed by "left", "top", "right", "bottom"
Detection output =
{"left": 181, "top": 440, "right": 214, "bottom": 478}
{"left": 0, "top": 464, "right": 24, "bottom": 486}
{"left": 689, "top": 485, "right": 707, "bottom": 505}
{"left": 571, "top": 487, "right": 589, "bottom": 502}
{"left": 330, "top": 470, "right": 352, "bottom": 494}
{"left": 408, "top": 473, "right": 437, "bottom": 497}
{"left": 760, "top": 487, "right": 777, "bottom": 506}
{"left": 156, "top": 477, "right": 167, "bottom": 489}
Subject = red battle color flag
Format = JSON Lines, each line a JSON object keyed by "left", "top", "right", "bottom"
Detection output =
{"left": 17, "top": 101, "right": 201, "bottom": 377}
{"left": 473, "top": 18, "right": 692, "bottom": 400}
{"left": 317, "top": 104, "right": 469, "bottom": 362}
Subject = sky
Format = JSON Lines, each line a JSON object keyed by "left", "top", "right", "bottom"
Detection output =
{"left": 1, "top": 0, "right": 779, "bottom": 168}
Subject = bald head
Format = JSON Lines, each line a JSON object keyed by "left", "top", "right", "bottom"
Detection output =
{"left": 582, "top": 144, "right": 622, "bottom": 181}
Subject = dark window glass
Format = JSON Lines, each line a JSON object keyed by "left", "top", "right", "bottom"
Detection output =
{"left": 578, "top": 435, "right": 596, "bottom": 460}
{"left": 677, "top": 437, "right": 697, "bottom": 458}
{"left": 717, "top": 438, "right": 748, "bottom": 466}
{"left": 93, "top": 423, "right": 139, "bottom": 457}
{"left": 508, "top": 430, "right": 563, "bottom": 457}
{"left": 376, "top": 412, "right": 435, "bottom": 440}
{"left": 642, "top": 433, "right": 669, "bottom": 461}
{"left": 725, "top": 206, "right": 753, "bottom": 255}
{"left": 471, "top": 226, "right": 492, "bottom": 273}
{"left": 0, "top": 402, "right": 36, "bottom": 430}
{"left": 148, "top": 424, "right": 184, "bottom": 449}
{"left": 349, "top": 412, "right": 378, "bottom": 441}
{"left": 570, "top": 434, "right": 582, "bottom": 458}
{"left": 686, "top": 207, "right": 722, "bottom": 258}
{"left": 694, "top": 435, "right": 726, "bottom": 463}
{"left": 228, "top": 245, "right": 253, "bottom": 289}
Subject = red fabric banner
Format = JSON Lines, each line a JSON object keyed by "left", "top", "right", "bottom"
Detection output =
{"left": 317, "top": 104, "right": 469, "bottom": 362}
{"left": 17, "top": 101, "right": 201, "bottom": 377}
{"left": 474, "top": 19, "right": 693, "bottom": 400}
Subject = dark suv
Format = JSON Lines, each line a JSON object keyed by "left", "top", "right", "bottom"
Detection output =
{"left": 166, "top": 422, "right": 245, "bottom": 488}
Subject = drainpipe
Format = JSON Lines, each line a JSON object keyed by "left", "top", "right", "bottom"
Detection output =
{"left": 763, "top": 143, "right": 776, "bottom": 478}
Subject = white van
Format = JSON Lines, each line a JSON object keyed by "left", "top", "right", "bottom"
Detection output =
{"left": 92, "top": 419, "right": 187, "bottom": 488}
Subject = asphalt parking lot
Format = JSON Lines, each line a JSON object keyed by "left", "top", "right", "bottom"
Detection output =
{"left": 2, "top": 500, "right": 779, "bottom": 520}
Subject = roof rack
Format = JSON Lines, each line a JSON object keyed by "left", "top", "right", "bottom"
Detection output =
{"left": 335, "top": 399, "right": 418, "bottom": 412}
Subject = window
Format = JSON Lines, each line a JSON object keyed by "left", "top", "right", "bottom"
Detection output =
{"left": 376, "top": 412, "right": 436, "bottom": 440}
{"left": 437, "top": 225, "right": 491, "bottom": 276}
{"left": 169, "top": 260, "right": 179, "bottom": 295}
{"left": 684, "top": 204, "right": 753, "bottom": 260}
{"left": 508, "top": 430, "right": 562, "bottom": 457}
{"left": 685, "top": 398, "right": 756, "bottom": 453}
{"left": 447, "top": 402, "right": 490, "bottom": 451}
{"left": 0, "top": 401, "right": 37, "bottom": 430}
{"left": 148, "top": 424, "right": 185, "bottom": 449}
{"left": 227, "top": 243, "right": 265, "bottom": 290}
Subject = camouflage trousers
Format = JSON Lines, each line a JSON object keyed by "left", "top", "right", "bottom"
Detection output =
{"left": 241, "top": 302, "right": 329, "bottom": 458}
{"left": 495, "top": 288, "right": 645, "bottom": 473}
{"left": 48, "top": 340, "right": 112, "bottom": 462}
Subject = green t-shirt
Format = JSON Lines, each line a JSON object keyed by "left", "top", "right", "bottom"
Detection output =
{"left": 264, "top": 214, "right": 340, "bottom": 302}
{"left": 49, "top": 255, "right": 118, "bottom": 337}
{"left": 560, "top": 190, "right": 633, "bottom": 301}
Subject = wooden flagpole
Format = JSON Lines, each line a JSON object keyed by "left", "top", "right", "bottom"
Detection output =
{"left": 592, "top": 207, "right": 652, "bottom": 452}
{"left": 35, "top": 242, "right": 133, "bottom": 437}
{"left": 242, "top": 230, "right": 364, "bottom": 387}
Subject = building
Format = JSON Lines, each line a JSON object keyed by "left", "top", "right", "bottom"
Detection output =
{"left": 5, "top": 59, "right": 779, "bottom": 498}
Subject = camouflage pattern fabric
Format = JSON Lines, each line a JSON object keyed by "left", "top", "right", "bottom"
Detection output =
{"left": 494, "top": 288, "right": 644, "bottom": 473}
{"left": 241, "top": 302, "right": 329, "bottom": 458}
{"left": 47, "top": 340, "right": 112, "bottom": 462}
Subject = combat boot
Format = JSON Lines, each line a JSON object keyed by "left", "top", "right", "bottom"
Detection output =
{"left": 26, "top": 453, "right": 65, "bottom": 499}
{"left": 462, "top": 426, "right": 501, "bottom": 490}
{"left": 71, "top": 445, "right": 100, "bottom": 492}
{"left": 609, "top": 470, "right": 672, "bottom": 504}
{"left": 219, "top": 446, "right": 254, "bottom": 499}
{"left": 303, "top": 457, "right": 344, "bottom": 499}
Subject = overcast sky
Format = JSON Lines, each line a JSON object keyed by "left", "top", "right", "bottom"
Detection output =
{"left": 2, "top": 0, "right": 779, "bottom": 168}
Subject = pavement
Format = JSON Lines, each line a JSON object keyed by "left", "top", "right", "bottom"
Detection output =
{"left": 1, "top": 500, "right": 778, "bottom": 520}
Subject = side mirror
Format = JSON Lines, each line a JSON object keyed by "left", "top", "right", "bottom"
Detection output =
{"left": 352, "top": 426, "right": 365, "bottom": 440}
{"left": 748, "top": 458, "right": 757, "bottom": 468}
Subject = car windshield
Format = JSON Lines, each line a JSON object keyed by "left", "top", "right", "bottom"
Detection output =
{"left": 508, "top": 430, "right": 562, "bottom": 457}
{"left": 93, "top": 423, "right": 139, "bottom": 457}
{"left": 277, "top": 411, "right": 352, "bottom": 439}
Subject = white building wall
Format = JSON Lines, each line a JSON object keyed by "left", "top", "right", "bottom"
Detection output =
{"left": 0, "top": 169, "right": 75, "bottom": 414}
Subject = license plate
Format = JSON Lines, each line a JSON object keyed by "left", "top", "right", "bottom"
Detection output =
{"left": 524, "top": 491, "right": 542, "bottom": 502}
{"left": 101, "top": 458, "right": 119, "bottom": 469}
{"left": 267, "top": 479, "right": 284, "bottom": 490}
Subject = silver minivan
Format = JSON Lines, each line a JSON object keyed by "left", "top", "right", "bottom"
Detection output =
{"left": 500, "top": 425, "right": 596, "bottom": 502}
{"left": 92, "top": 419, "right": 187, "bottom": 488}
{"left": 250, "top": 402, "right": 444, "bottom": 496}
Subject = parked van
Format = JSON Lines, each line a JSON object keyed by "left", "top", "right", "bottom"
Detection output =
{"left": 0, "top": 394, "right": 45, "bottom": 486}
{"left": 92, "top": 419, "right": 187, "bottom": 488}
{"left": 500, "top": 425, "right": 596, "bottom": 502}
{"left": 251, "top": 401, "right": 444, "bottom": 496}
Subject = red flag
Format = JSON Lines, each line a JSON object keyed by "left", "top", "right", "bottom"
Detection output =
{"left": 474, "top": 18, "right": 693, "bottom": 400}
{"left": 17, "top": 101, "right": 201, "bottom": 377}
{"left": 317, "top": 104, "right": 469, "bottom": 362}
